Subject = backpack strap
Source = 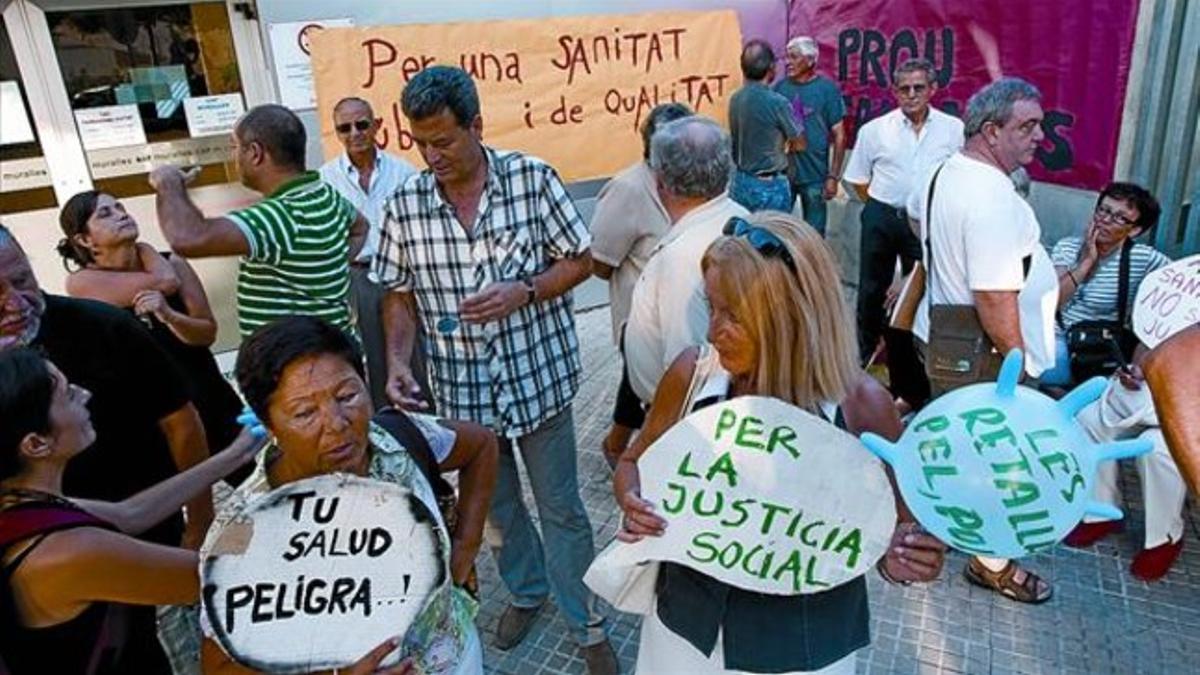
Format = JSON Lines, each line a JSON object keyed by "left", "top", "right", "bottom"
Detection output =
{"left": 371, "top": 408, "right": 454, "bottom": 501}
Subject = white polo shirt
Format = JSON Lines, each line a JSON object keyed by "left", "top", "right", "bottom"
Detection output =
{"left": 843, "top": 107, "right": 963, "bottom": 208}
{"left": 624, "top": 195, "right": 749, "bottom": 402}
{"left": 907, "top": 153, "right": 1057, "bottom": 376}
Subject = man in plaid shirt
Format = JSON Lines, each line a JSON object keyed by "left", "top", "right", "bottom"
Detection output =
{"left": 373, "top": 66, "right": 616, "bottom": 674}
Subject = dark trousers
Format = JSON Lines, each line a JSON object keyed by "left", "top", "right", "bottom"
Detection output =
{"left": 350, "top": 265, "right": 431, "bottom": 411}
{"left": 857, "top": 198, "right": 923, "bottom": 363}
{"left": 613, "top": 326, "right": 647, "bottom": 429}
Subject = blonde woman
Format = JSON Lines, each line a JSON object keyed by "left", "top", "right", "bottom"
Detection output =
{"left": 613, "top": 212, "right": 947, "bottom": 674}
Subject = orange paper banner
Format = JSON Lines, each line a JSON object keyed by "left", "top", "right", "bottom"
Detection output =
{"left": 309, "top": 10, "right": 742, "bottom": 182}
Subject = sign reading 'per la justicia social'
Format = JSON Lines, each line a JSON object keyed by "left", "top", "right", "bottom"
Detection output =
{"left": 615, "top": 396, "right": 896, "bottom": 595}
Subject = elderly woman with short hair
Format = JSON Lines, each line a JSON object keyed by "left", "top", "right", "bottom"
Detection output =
{"left": 197, "top": 316, "right": 497, "bottom": 675}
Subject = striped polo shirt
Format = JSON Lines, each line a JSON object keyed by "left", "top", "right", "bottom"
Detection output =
{"left": 1051, "top": 235, "right": 1172, "bottom": 331}
{"left": 228, "top": 171, "right": 356, "bottom": 337}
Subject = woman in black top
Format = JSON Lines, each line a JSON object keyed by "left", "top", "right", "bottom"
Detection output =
{"left": 0, "top": 349, "right": 261, "bottom": 674}
{"left": 57, "top": 190, "right": 243, "bottom": 453}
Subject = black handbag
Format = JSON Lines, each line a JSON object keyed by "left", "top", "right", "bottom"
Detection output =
{"left": 1065, "top": 239, "right": 1139, "bottom": 381}
{"left": 923, "top": 165, "right": 1006, "bottom": 398}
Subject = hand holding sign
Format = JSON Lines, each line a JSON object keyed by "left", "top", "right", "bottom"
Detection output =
{"left": 202, "top": 475, "right": 447, "bottom": 673}
{"left": 861, "top": 350, "right": 1152, "bottom": 559}
{"left": 1133, "top": 254, "right": 1200, "bottom": 349}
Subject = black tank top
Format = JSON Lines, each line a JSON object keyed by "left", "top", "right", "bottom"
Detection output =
{"left": 0, "top": 500, "right": 121, "bottom": 675}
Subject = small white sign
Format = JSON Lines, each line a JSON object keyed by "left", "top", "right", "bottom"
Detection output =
{"left": 595, "top": 396, "right": 896, "bottom": 595}
{"left": 269, "top": 18, "right": 353, "bottom": 111}
{"left": 202, "top": 474, "right": 447, "bottom": 672}
{"left": 1, "top": 81, "right": 36, "bottom": 146}
{"left": 1133, "top": 254, "right": 1200, "bottom": 349}
{"left": 74, "top": 104, "right": 147, "bottom": 151}
{"left": 184, "top": 94, "right": 246, "bottom": 138}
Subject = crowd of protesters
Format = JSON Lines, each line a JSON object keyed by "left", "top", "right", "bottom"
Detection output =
{"left": 1, "top": 29, "right": 1195, "bottom": 675}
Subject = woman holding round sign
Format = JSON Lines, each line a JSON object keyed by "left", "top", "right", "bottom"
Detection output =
{"left": 613, "top": 213, "right": 947, "bottom": 674}
{"left": 0, "top": 348, "right": 263, "bottom": 675}
{"left": 196, "top": 316, "right": 497, "bottom": 675}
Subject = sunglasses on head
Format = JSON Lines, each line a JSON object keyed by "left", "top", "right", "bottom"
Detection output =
{"left": 335, "top": 119, "right": 373, "bottom": 134}
{"left": 722, "top": 217, "right": 797, "bottom": 273}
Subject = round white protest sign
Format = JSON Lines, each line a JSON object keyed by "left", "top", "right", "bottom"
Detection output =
{"left": 201, "top": 474, "right": 447, "bottom": 673}
{"left": 625, "top": 396, "right": 896, "bottom": 595}
{"left": 1133, "top": 254, "right": 1200, "bottom": 349}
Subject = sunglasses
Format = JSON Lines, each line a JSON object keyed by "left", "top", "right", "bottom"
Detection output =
{"left": 722, "top": 217, "right": 797, "bottom": 273}
{"left": 335, "top": 119, "right": 373, "bottom": 134}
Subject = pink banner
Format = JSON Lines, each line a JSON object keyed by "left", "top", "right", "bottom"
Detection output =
{"left": 788, "top": 0, "right": 1141, "bottom": 191}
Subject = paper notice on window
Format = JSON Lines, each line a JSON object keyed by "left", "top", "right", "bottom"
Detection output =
{"left": 269, "top": 18, "right": 354, "bottom": 111}
{"left": 1, "top": 81, "right": 36, "bottom": 146}
{"left": 185, "top": 94, "right": 246, "bottom": 137}
{"left": 75, "top": 105, "right": 147, "bottom": 151}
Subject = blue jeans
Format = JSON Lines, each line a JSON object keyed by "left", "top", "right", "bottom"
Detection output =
{"left": 730, "top": 171, "right": 793, "bottom": 212}
{"left": 487, "top": 406, "right": 607, "bottom": 646}
{"left": 1040, "top": 333, "right": 1073, "bottom": 386}
{"left": 793, "top": 182, "right": 827, "bottom": 235}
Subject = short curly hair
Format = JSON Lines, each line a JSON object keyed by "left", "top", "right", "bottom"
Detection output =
{"left": 235, "top": 316, "right": 365, "bottom": 422}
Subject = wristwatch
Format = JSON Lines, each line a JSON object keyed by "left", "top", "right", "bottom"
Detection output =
{"left": 521, "top": 276, "right": 536, "bottom": 305}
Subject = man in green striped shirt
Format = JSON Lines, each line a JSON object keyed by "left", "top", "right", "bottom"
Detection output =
{"left": 149, "top": 104, "right": 366, "bottom": 338}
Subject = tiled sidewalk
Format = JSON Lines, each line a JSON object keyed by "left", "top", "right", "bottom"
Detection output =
{"left": 474, "top": 308, "right": 1200, "bottom": 675}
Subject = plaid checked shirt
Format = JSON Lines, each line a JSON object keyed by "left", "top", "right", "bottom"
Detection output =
{"left": 373, "top": 147, "right": 590, "bottom": 437}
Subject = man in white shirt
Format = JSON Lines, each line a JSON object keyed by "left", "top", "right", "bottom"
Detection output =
{"left": 590, "top": 102, "right": 692, "bottom": 465}
{"left": 906, "top": 77, "right": 1059, "bottom": 604}
{"left": 319, "top": 96, "right": 418, "bottom": 408}
{"left": 624, "top": 116, "right": 748, "bottom": 403}
{"left": 844, "top": 59, "right": 964, "bottom": 364}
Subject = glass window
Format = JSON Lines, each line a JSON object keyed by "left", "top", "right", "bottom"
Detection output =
{"left": 47, "top": 3, "right": 244, "bottom": 198}
{"left": 1, "top": 17, "right": 56, "bottom": 214}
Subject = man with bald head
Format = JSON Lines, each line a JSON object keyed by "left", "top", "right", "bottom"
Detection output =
{"left": 728, "top": 39, "right": 805, "bottom": 212}
{"left": 319, "top": 97, "right": 422, "bottom": 409}
{"left": 149, "top": 103, "right": 367, "bottom": 339}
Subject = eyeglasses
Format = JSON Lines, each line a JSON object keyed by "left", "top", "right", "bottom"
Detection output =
{"left": 1094, "top": 203, "right": 1137, "bottom": 228}
{"left": 335, "top": 119, "right": 373, "bottom": 134}
{"left": 722, "top": 217, "right": 797, "bottom": 273}
{"left": 894, "top": 84, "right": 929, "bottom": 95}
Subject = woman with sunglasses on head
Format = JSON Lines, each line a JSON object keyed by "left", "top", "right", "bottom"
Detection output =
{"left": 56, "top": 191, "right": 247, "bottom": 485}
{"left": 613, "top": 212, "right": 947, "bottom": 674}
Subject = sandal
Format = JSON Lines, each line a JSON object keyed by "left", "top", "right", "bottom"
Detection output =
{"left": 963, "top": 558, "right": 1053, "bottom": 604}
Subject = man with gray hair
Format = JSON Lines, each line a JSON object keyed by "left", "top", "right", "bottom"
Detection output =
{"left": 590, "top": 102, "right": 693, "bottom": 466}
{"left": 844, "top": 58, "right": 963, "bottom": 370}
{"left": 373, "top": 66, "right": 616, "bottom": 673}
{"left": 774, "top": 35, "right": 847, "bottom": 234}
{"left": 149, "top": 103, "right": 367, "bottom": 339}
{"left": 624, "top": 116, "right": 748, "bottom": 403}
{"left": 906, "top": 76, "right": 1059, "bottom": 604}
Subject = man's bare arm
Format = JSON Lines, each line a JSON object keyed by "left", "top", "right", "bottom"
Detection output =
{"left": 149, "top": 166, "right": 248, "bottom": 258}
{"left": 973, "top": 290, "right": 1024, "bottom": 354}
{"left": 1145, "top": 325, "right": 1200, "bottom": 495}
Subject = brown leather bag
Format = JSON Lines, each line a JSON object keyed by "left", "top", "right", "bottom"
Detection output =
{"left": 922, "top": 166, "right": 1004, "bottom": 397}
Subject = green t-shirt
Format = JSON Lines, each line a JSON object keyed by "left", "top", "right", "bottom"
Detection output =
{"left": 773, "top": 75, "right": 847, "bottom": 186}
{"left": 228, "top": 171, "right": 356, "bottom": 337}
